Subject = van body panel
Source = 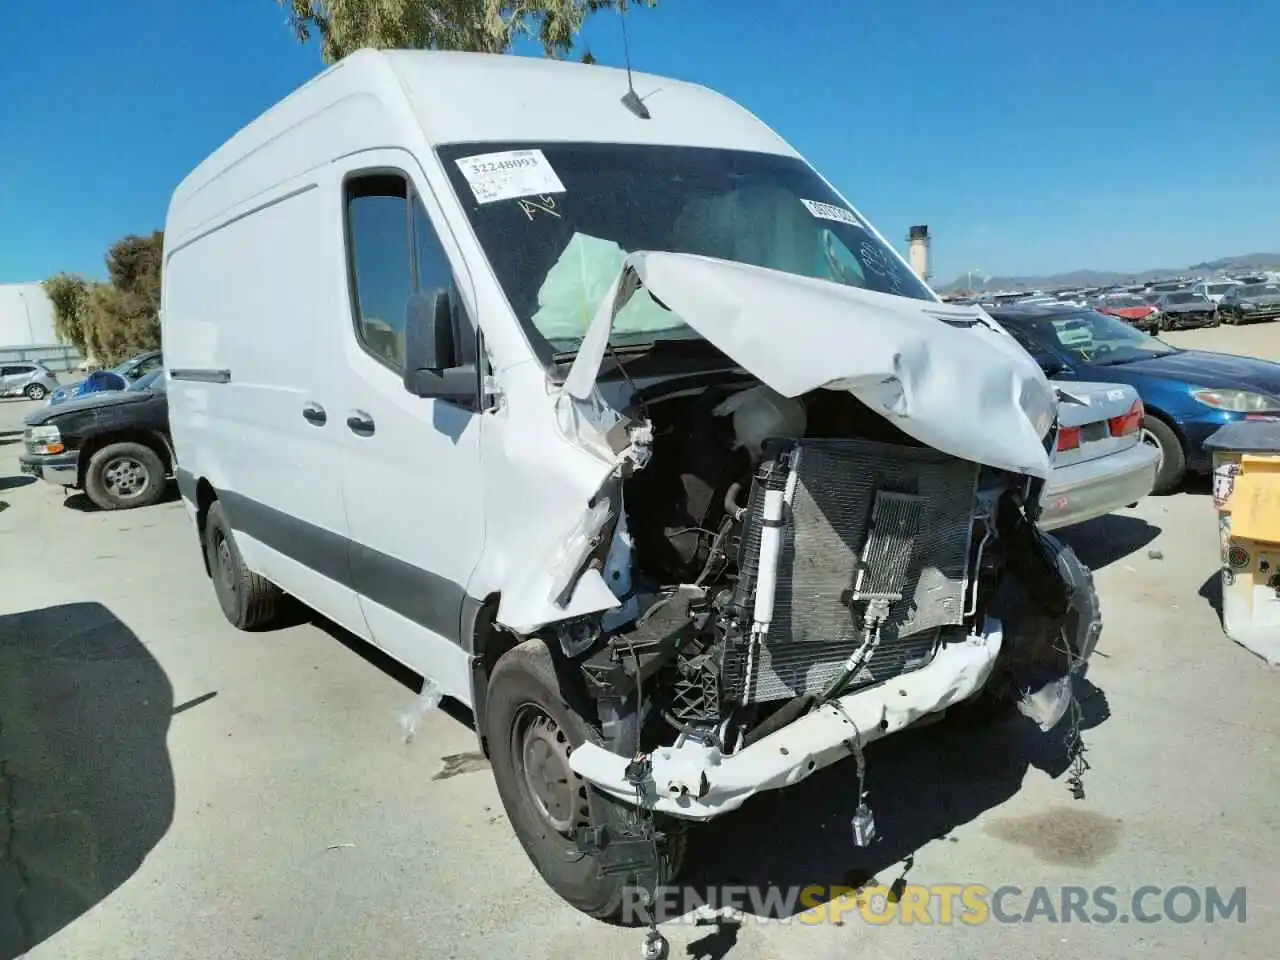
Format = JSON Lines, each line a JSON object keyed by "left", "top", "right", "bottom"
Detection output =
{"left": 165, "top": 171, "right": 367, "bottom": 638}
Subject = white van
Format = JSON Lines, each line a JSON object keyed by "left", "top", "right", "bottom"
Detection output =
{"left": 162, "top": 49, "right": 1101, "bottom": 922}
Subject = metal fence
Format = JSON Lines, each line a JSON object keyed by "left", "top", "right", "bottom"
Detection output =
{"left": 0, "top": 343, "right": 82, "bottom": 373}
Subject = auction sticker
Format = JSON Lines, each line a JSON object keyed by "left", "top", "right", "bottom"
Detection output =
{"left": 801, "top": 199, "right": 864, "bottom": 228}
{"left": 455, "top": 149, "right": 565, "bottom": 204}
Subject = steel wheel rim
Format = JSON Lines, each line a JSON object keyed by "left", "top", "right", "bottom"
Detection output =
{"left": 511, "top": 704, "right": 586, "bottom": 837}
{"left": 1141, "top": 428, "right": 1164, "bottom": 471}
{"left": 214, "top": 531, "right": 237, "bottom": 596}
{"left": 103, "top": 456, "right": 149, "bottom": 499}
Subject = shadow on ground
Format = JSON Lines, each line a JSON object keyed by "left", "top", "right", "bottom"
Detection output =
{"left": 62, "top": 483, "right": 181, "bottom": 513}
{"left": 305, "top": 611, "right": 478, "bottom": 732}
{"left": 1055, "top": 513, "right": 1161, "bottom": 570}
{"left": 673, "top": 678, "right": 1111, "bottom": 923}
{"left": 0, "top": 477, "right": 34, "bottom": 493}
{"left": 1199, "top": 570, "right": 1223, "bottom": 616}
{"left": 0, "top": 602, "right": 175, "bottom": 959}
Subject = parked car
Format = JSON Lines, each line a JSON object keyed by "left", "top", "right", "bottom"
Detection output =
{"left": 1218, "top": 282, "right": 1280, "bottom": 325}
{"left": 160, "top": 48, "right": 1101, "bottom": 923}
{"left": 1154, "top": 291, "right": 1218, "bottom": 330}
{"left": 1093, "top": 293, "right": 1161, "bottom": 332}
{"left": 47, "top": 349, "right": 164, "bottom": 405}
{"left": 990, "top": 303, "right": 1280, "bottom": 493}
{"left": 1038, "top": 380, "right": 1158, "bottom": 530}
{"left": 18, "top": 368, "right": 173, "bottom": 510}
{"left": 1192, "top": 279, "right": 1241, "bottom": 304}
{"left": 0, "top": 361, "right": 59, "bottom": 400}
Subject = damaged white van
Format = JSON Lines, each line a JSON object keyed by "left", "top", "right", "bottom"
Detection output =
{"left": 162, "top": 49, "right": 1101, "bottom": 921}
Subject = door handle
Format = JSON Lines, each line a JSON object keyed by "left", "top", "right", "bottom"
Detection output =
{"left": 302, "top": 403, "right": 327, "bottom": 426}
{"left": 346, "top": 410, "right": 375, "bottom": 437}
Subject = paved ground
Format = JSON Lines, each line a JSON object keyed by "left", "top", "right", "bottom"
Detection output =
{"left": 2, "top": 324, "right": 1278, "bottom": 959}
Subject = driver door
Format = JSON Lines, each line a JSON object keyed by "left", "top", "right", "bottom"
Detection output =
{"left": 331, "top": 151, "right": 486, "bottom": 705}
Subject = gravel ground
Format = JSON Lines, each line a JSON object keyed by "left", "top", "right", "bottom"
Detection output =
{"left": 1, "top": 323, "right": 1277, "bottom": 959}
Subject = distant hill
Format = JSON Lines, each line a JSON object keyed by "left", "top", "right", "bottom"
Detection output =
{"left": 939, "top": 252, "right": 1280, "bottom": 293}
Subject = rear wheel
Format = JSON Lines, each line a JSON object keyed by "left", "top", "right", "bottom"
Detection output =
{"left": 203, "top": 500, "right": 284, "bottom": 630}
{"left": 24, "top": 383, "right": 47, "bottom": 400}
{"left": 485, "top": 639, "right": 684, "bottom": 922}
{"left": 84, "top": 441, "right": 166, "bottom": 510}
{"left": 1142, "top": 416, "right": 1186, "bottom": 495}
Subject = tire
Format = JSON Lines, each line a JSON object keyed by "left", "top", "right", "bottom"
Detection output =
{"left": 24, "top": 383, "right": 47, "bottom": 400}
{"left": 485, "top": 639, "right": 684, "bottom": 922}
{"left": 84, "top": 441, "right": 166, "bottom": 510}
{"left": 203, "top": 500, "right": 284, "bottom": 630}
{"left": 1141, "top": 416, "right": 1186, "bottom": 495}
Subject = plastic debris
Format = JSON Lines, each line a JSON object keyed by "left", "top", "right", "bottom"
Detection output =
{"left": 398, "top": 678, "right": 443, "bottom": 743}
{"left": 1147, "top": 549, "right": 1164, "bottom": 560}
{"left": 326, "top": 842, "right": 355, "bottom": 851}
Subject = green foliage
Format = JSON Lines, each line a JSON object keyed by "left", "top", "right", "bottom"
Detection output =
{"left": 42, "top": 274, "right": 91, "bottom": 355}
{"left": 43, "top": 231, "right": 164, "bottom": 366}
{"left": 279, "top": 0, "right": 654, "bottom": 63}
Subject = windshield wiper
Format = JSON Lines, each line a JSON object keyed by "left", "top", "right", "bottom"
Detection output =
{"left": 552, "top": 338, "right": 732, "bottom": 382}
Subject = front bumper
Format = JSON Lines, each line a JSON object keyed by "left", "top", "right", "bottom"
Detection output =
{"left": 1235, "top": 306, "right": 1280, "bottom": 323}
{"left": 18, "top": 452, "right": 78, "bottom": 487}
{"left": 1038, "top": 441, "right": 1160, "bottom": 531}
{"left": 1181, "top": 412, "right": 1280, "bottom": 473}
{"left": 1165, "top": 311, "right": 1218, "bottom": 329}
{"left": 568, "top": 620, "right": 1005, "bottom": 820}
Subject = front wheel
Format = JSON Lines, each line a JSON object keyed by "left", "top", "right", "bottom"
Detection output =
{"left": 485, "top": 639, "right": 684, "bottom": 922}
{"left": 84, "top": 441, "right": 166, "bottom": 510}
{"left": 1141, "top": 416, "right": 1186, "bottom": 495}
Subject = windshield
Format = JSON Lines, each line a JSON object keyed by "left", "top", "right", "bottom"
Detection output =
{"left": 437, "top": 142, "right": 935, "bottom": 359}
{"left": 1207, "top": 282, "right": 1236, "bottom": 295}
{"left": 1042, "top": 310, "right": 1175, "bottom": 366}
{"left": 1164, "top": 292, "right": 1199, "bottom": 304}
{"left": 1241, "top": 284, "right": 1280, "bottom": 298}
{"left": 1101, "top": 295, "right": 1145, "bottom": 307}
{"left": 127, "top": 369, "right": 165, "bottom": 392}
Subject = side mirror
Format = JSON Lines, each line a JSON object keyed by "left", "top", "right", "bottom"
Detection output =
{"left": 1033, "top": 352, "right": 1066, "bottom": 378}
{"left": 402, "top": 291, "right": 479, "bottom": 403}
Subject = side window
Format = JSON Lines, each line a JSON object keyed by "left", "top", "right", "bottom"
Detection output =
{"left": 346, "top": 175, "right": 413, "bottom": 370}
{"left": 345, "top": 172, "right": 475, "bottom": 373}
{"left": 138, "top": 355, "right": 163, "bottom": 375}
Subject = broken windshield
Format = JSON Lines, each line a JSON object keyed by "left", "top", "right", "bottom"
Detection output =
{"left": 437, "top": 142, "right": 935, "bottom": 362}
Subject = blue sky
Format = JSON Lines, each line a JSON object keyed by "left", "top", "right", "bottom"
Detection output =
{"left": 1, "top": 0, "right": 1275, "bottom": 286}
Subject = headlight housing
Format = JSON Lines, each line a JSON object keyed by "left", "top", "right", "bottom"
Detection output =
{"left": 1192, "top": 388, "right": 1280, "bottom": 413}
{"left": 26, "top": 424, "right": 65, "bottom": 455}
{"left": 1240, "top": 302, "right": 1258, "bottom": 311}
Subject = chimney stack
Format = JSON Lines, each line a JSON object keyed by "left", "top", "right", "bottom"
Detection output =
{"left": 907, "top": 225, "right": 930, "bottom": 282}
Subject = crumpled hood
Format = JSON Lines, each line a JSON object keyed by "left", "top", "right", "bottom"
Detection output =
{"left": 563, "top": 252, "right": 1058, "bottom": 478}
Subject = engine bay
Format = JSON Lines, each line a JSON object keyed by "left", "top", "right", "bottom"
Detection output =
{"left": 551, "top": 372, "right": 1096, "bottom": 766}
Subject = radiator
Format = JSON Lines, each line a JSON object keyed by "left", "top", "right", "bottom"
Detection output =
{"left": 723, "top": 438, "right": 980, "bottom": 705}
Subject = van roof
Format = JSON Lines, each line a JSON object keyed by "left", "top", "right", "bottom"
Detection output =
{"left": 168, "top": 49, "right": 796, "bottom": 240}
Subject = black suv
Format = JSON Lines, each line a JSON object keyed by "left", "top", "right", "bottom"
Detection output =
{"left": 19, "top": 369, "right": 173, "bottom": 510}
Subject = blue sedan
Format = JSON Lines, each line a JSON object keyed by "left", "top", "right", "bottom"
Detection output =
{"left": 989, "top": 303, "right": 1280, "bottom": 494}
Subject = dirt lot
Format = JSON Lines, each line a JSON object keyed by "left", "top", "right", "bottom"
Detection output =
{"left": 2, "top": 324, "right": 1278, "bottom": 959}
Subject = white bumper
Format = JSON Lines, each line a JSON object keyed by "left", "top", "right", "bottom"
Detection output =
{"left": 568, "top": 619, "right": 1004, "bottom": 820}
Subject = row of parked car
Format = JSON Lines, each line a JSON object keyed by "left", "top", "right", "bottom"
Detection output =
{"left": 957, "top": 277, "right": 1280, "bottom": 335}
